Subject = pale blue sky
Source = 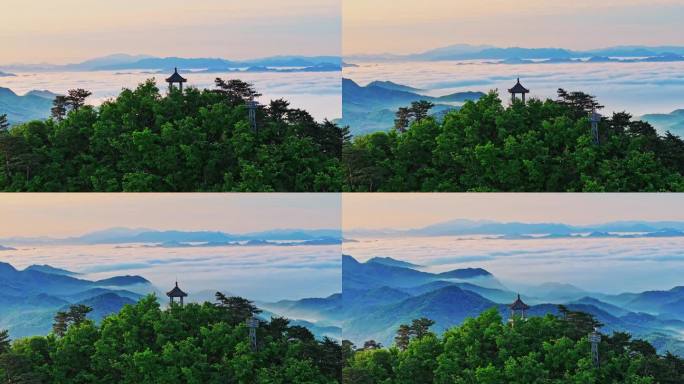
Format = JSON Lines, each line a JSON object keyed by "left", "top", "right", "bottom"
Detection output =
{"left": 2, "top": 0, "right": 341, "bottom": 64}
{"left": 343, "top": 194, "right": 684, "bottom": 229}
{"left": 345, "top": 0, "right": 684, "bottom": 54}
{"left": 0, "top": 194, "right": 341, "bottom": 237}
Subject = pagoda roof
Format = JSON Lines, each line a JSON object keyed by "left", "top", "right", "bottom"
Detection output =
{"left": 166, "top": 68, "right": 187, "bottom": 83}
{"left": 508, "top": 78, "right": 529, "bottom": 94}
{"left": 166, "top": 282, "right": 188, "bottom": 297}
{"left": 509, "top": 294, "right": 530, "bottom": 310}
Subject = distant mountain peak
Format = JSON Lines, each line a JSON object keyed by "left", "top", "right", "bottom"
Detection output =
{"left": 367, "top": 80, "right": 423, "bottom": 93}
{"left": 366, "top": 256, "right": 422, "bottom": 269}
{"left": 95, "top": 275, "right": 151, "bottom": 286}
{"left": 438, "top": 268, "right": 492, "bottom": 279}
{"left": 24, "top": 264, "right": 79, "bottom": 276}
{"left": 24, "top": 90, "right": 59, "bottom": 99}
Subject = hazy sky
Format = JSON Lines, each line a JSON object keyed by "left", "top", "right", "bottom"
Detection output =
{"left": 343, "top": 194, "right": 684, "bottom": 230}
{"left": 344, "top": 0, "right": 684, "bottom": 54}
{"left": 2, "top": 0, "right": 340, "bottom": 64}
{"left": 0, "top": 194, "right": 341, "bottom": 237}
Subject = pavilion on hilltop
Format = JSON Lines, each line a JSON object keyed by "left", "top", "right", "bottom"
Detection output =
{"left": 166, "top": 281, "right": 188, "bottom": 306}
{"left": 508, "top": 78, "right": 530, "bottom": 104}
{"left": 166, "top": 67, "right": 187, "bottom": 92}
{"left": 509, "top": 293, "right": 530, "bottom": 322}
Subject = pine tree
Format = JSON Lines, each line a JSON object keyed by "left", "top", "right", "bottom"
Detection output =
{"left": 394, "top": 107, "right": 411, "bottom": 132}
{"left": 409, "top": 100, "right": 435, "bottom": 121}
{"left": 410, "top": 317, "right": 435, "bottom": 339}
{"left": 395, "top": 324, "right": 411, "bottom": 350}
{"left": 0, "top": 114, "right": 9, "bottom": 132}
{"left": 52, "top": 311, "right": 69, "bottom": 336}
{"left": 0, "top": 329, "right": 10, "bottom": 353}
{"left": 51, "top": 95, "right": 68, "bottom": 121}
{"left": 65, "top": 88, "right": 92, "bottom": 111}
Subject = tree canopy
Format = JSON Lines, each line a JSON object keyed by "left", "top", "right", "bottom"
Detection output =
{"left": 0, "top": 78, "right": 347, "bottom": 192}
{"left": 343, "top": 308, "right": 684, "bottom": 384}
{"left": 0, "top": 294, "right": 342, "bottom": 383}
{"left": 3, "top": 84, "right": 684, "bottom": 191}
{"left": 342, "top": 90, "right": 684, "bottom": 192}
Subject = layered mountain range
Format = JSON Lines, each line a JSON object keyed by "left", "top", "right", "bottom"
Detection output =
{"left": 0, "top": 261, "right": 150, "bottom": 338}
{"left": 341, "top": 255, "right": 684, "bottom": 356}
{"left": 0, "top": 87, "right": 58, "bottom": 125}
{"left": 0, "top": 227, "right": 342, "bottom": 246}
{"left": 641, "top": 109, "right": 684, "bottom": 138}
{"left": 346, "top": 44, "right": 684, "bottom": 63}
{"left": 0, "top": 259, "right": 341, "bottom": 340}
{"left": 346, "top": 219, "right": 684, "bottom": 238}
{"left": 1, "top": 54, "right": 341, "bottom": 73}
{"left": 339, "top": 78, "right": 484, "bottom": 134}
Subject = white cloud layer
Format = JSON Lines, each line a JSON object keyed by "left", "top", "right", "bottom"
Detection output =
{"left": 345, "top": 60, "right": 684, "bottom": 115}
{"left": 344, "top": 236, "right": 684, "bottom": 294}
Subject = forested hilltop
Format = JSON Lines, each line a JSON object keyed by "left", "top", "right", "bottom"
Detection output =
{"left": 0, "top": 294, "right": 342, "bottom": 383}
{"left": 342, "top": 90, "right": 684, "bottom": 192}
{"left": 4, "top": 82, "right": 684, "bottom": 192}
{"left": 343, "top": 308, "right": 684, "bottom": 384}
{"left": 0, "top": 79, "right": 348, "bottom": 192}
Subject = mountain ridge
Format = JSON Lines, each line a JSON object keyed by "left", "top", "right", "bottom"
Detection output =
{"left": 342, "top": 254, "right": 684, "bottom": 355}
{"left": 346, "top": 219, "right": 684, "bottom": 238}
{"left": 339, "top": 78, "right": 484, "bottom": 135}
{"left": 346, "top": 44, "right": 684, "bottom": 62}
{"left": 1, "top": 227, "right": 342, "bottom": 245}
{"left": 1, "top": 54, "right": 342, "bottom": 72}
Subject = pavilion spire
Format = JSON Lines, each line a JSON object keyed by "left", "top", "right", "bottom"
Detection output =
{"left": 508, "top": 78, "right": 530, "bottom": 104}
{"left": 166, "top": 67, "right": 187, "bottom": 92}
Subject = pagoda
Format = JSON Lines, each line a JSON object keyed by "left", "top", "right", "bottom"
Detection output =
{"left": 166, "top": 281, "right": 188, "bottom": 306}
{"left": 508, "top": 78, "right": 530, "bottom": 104}
{"left": 166, "top": 67, "right": 187, "bottom": 92}
{"left": 509, "top": 293, "right": 530, "bottom": 321}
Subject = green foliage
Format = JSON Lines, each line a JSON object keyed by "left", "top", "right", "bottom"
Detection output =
{"left": 394, "top": 318, "right": 435, "bottom": 351}
{"left": 0, "top": 295, "right": 342, "bottom": 383}
{"left": 343, "top": 91, "right": 684, "bottom": 192}
{"left": 0, "top": 114, "right": 9, "bottom": 132}
{"left": 53, "top": 304, "right": 93, "bottom": 337}
{"left": 0, "top": 79, "right": 347, "bottom": 192}
{"left": 343, "top": 308, "right": 684, "bottom": 383}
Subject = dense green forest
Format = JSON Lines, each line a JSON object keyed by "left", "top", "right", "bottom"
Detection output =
{"left": 342, "top": 90, "right": 684, "bottom": 191}
{"left": 3, "top": 83, "right": 684, "bottom": 191}
{"left": 0, "top": 294, "right": 342, "bottom": 383}
{"left": 0, "top": 79, "right": 348, "bottom": 191}
{"left": 342, "top": 308, "right": 684, "bottom": 384}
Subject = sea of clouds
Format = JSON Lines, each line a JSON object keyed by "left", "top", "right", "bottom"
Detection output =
{"left": 2, "top": 70, "right": 341, "bottom": 121}
{"left": 1, "top": 243, "right": 341, "bottom": 302}
{"left": 344, "top": 235, "right": 684, "bottom": 294}
{"left": 345, "top": 60, "right": 684, "bottom": 119}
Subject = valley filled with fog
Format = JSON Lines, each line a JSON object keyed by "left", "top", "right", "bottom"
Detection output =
{"left": 345, "top": 60, "right": 684, "bottom": 121}
{"left": 1, "top": 242, "right": 341, "bottom": 302}
{"left": 344, "top": 235, "right": 684, "bottom": 295}
{"left": 2, "top": 69, "right": 341, "bottom": 121}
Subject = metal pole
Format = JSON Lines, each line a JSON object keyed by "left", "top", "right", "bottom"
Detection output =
{"left": 590, "top": 109, "right": 602, "bottom": 146}
{"left": 248, "top": 316, "right": 258, "bottom": 352}
{"left": 589, "top": 328, "right": 601, "bottom": 368}
{"left": 247, "top": 100, "right": 258, "bottom": 134}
